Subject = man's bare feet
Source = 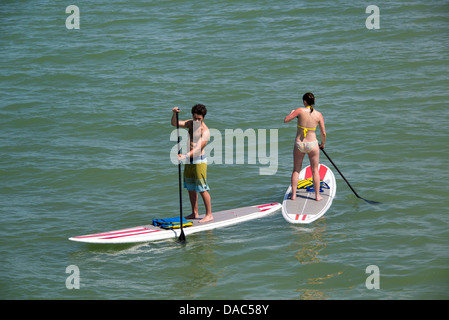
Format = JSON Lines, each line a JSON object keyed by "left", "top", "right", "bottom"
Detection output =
{"left": 199, "top": 215, "right": 213, "bottom": 223}
{"left": 186, "top": 213, "right": 199, "bottom": 219}
{"left": 315, "top": 195, "right": 323, "bottom": 201}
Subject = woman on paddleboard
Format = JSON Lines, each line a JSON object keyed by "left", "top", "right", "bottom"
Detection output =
{"left": 284, "top": 92, "right": 326, "bottom": 201}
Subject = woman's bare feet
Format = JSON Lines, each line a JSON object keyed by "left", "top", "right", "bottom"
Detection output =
{"left": 290, "top": 190, "right": 296, "bottom": 200}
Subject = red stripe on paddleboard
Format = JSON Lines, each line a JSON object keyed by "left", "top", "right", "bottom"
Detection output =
{"left": 100, "top": 230, "right": 161, "bottom": 240}
{"left": 302, "top": 215, "right": 307, "bottom": 221}
{"left": 305, "top": 165, "right": 328, "bottom": 180}
{"left": 295, "top": 214, "right": 300, "bottom": 220}
{"left": 73, "top": 227, "right": 147, "bottom": 239}
{"left": 256, "top": 203, "right": 278, "bottom": 208}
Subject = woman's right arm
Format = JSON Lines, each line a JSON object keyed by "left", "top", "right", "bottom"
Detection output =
{"left": 284, "top": 108, "right": 300, "bottom": 123}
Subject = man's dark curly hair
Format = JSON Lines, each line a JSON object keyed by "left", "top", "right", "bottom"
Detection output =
{"left": 191, "top": 104, "right": 207, "bottom": 117}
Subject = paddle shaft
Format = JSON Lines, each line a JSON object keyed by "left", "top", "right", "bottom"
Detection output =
{"left": 176, "top": 112, "right": 186, "bottom": 242}
{"left": 320, "top": 147, "right": 363, "bottom": 200}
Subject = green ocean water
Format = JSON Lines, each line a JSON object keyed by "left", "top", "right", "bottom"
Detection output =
{"left": 1, "top": 0, "right": 448, "bottom": 300}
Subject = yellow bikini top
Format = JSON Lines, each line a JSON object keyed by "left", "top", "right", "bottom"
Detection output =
{"left": 297, "top": 106, "right": 316, "bottom": 138}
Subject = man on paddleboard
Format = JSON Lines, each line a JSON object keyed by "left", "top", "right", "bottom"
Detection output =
{"left": 171, "top": 104, "right": 213, "bottom": 223}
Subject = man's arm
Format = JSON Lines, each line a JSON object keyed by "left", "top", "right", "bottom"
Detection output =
{"left": 171, "top": 107, "right": 189, "bottom": 127}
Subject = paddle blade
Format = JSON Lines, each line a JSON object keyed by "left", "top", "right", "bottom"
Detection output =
{"left": 321, "top": 148, "right": 380, "bottom": 205}
{"left": 361, "top": 197, "right": 381, "bottom": 205}
{"left": 177, "top": 231, "right": 186, "bottom": 244}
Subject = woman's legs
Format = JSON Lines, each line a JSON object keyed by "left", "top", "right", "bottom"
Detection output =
{"left": 291, "top": 146, "right": 305, "bottom": 200}
{"left": 308, "top": 146, "right": 323, "bottom": 201}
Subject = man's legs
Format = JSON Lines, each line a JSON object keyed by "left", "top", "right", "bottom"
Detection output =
{"left": 199, "top": 190, "right": 212, "bottom": 223}
{"left": 186, "top": 190, "right": 198, "bottom": 219}
{"left": 186, "top": 190, "right": 212, "bottom": 222}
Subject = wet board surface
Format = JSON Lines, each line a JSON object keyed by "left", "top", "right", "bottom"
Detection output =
{"left": 69, "top": 203, "right": 281, "bottom": 244}
{"left": 282, "top": 164, "right": 336, "bottom": 224}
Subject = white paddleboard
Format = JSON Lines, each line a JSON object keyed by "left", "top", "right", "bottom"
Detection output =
{"left": 69, "top": 203, "right": 281, "bottom": 244}
{"left": 282, "top": 164, "right": 336, "bottom": 224}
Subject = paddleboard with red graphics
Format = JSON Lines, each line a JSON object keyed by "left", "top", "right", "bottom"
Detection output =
{"left": 282, "top": 164, "right": 336, "bottom": 224}
{"left": 69, "top": 203, "right": 281, "bottom": 244}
